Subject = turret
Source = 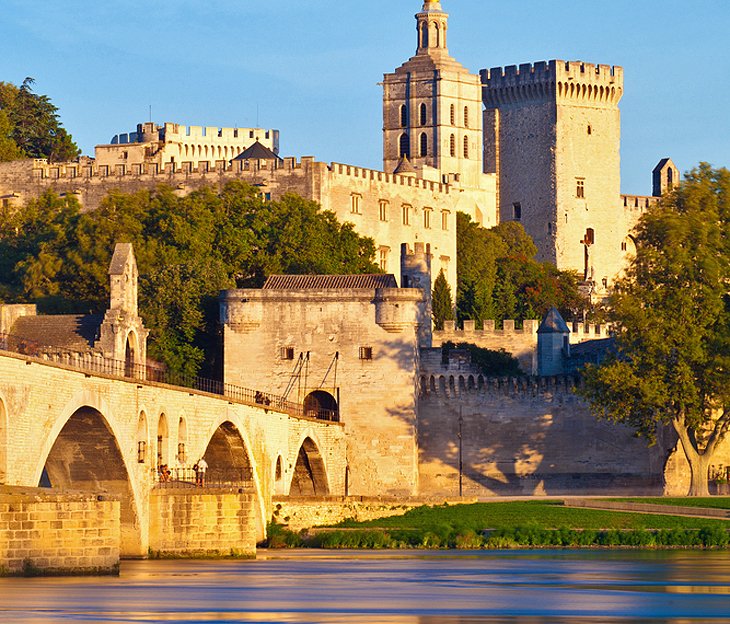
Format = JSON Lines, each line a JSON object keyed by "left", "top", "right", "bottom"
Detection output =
{"left": 416, "top": 0, "right": 449, "bottom": 54}
{"left": 537, "top": 307, "right": 570, "bottom": 376}
{"left": 653, "top": 158, "right": 679, "bottom": 197}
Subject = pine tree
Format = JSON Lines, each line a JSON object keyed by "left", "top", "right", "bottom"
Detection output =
{"left": 432, "top": 269, "right": 454, "bottom": 330}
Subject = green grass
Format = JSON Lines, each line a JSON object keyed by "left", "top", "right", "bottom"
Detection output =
{"left": 610, "top": 497, "right": 730, "bottom": 510}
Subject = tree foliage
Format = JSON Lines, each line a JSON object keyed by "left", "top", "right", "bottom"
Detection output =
{"left": 0, "top": 182, "right": 378, "bottom": 377}
{"left": 579, "top": 164, "right": 730, "bottom": 496}
{"left": 0, "top": 78, "right": 79, "bottom": 162}
{"left": 441, "top": 341, "right": 522, "bottom": 377}
{"left": 456, "top": 213, "right": 588, "bottom": 326}
{"left": 431, "top": 269, "right": 454, "bottom": 330}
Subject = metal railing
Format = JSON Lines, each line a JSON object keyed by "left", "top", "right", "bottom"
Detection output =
{"left": 155, "top": 465, "right": 254, "bottom": 490}
{"left": 0, "top": 332, "right": 310, "bottom": 420}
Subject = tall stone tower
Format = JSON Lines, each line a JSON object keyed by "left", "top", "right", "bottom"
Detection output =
{"left": 383, "top": 1, "right": 484, "bottom": 190}
{"left": 481, "top": 61, "right": 625, "bottom": 291}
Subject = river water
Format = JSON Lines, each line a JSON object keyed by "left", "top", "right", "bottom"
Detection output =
{"left": 1, "top": 550, "right": 730, "bottom": 623}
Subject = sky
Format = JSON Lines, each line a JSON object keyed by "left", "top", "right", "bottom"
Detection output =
{"left": 1, "top": 0, "right": 728, "bottom": 195}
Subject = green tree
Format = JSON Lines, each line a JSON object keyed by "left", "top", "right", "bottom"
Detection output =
{"left": 579, "top": 164, "right": 730, "bottom": 496}
{"left": 0, "top": 78, "right": 79, "bottom": 162}
{"left": 431, "top": 269, "right": 454, "bottom": 330}
{"left": 0, "top": 182, "right": 379, "bottom": 378}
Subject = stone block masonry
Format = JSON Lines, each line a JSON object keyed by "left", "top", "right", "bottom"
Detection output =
{"left": 0, "top": 487, "right": 120, "bottom": 576}
{"left": 149, "top": 490, "right": 256, "bottom": 558}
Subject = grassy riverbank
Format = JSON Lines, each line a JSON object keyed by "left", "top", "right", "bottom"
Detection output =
{"left": 266, "top": 500, "right": 730, "bottom": 550}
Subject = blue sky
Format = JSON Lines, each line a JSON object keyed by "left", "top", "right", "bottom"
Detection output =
{"left": 1, "top": 0, "right": 727, "bottom": 194}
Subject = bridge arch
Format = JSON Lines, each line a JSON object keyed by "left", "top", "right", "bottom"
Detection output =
{"left": 200, "top": 419, "right": 265, "bottom": 540}
{"left": 0, "top": 394, "right": 6, "bottom": 483}
{"left": 289, "top": 434, "right": 330, "bottom": 497}
{"left": 35, "top": 393, "right": 144, "bottom": 557}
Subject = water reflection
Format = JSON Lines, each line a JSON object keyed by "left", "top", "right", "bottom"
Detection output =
{"left": 0, "top": 550, "right": 729, "bottom": 622}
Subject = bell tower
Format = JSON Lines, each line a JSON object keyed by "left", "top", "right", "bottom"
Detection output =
{"left": 382, "top": 1, "right": 484, "bottom": 189}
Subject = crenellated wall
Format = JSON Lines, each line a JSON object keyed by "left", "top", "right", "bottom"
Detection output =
{"left": 417, "top": 373, "right": 670, "bottom": 497}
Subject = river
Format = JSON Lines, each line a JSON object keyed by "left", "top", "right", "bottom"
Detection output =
{"left": 1, "top": 550, "right": 730, "bottom": 622}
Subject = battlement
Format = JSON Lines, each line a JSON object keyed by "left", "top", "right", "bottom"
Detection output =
{"left": 419, "top": 371, "right": 581, "bottom": 398}
{"left": 433, "top": 319, "right": 611, "bottom": 343}
{"left": 481, "top": 60, "right": 623, "bottom": 106}
{"left": 328, "top": 162, "right": 449, "bottom": 194}
{"left": 622, "top": 194, "right": 658, "bottom": 211}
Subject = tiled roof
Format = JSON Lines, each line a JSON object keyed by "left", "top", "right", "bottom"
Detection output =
{"left": 232, "top": 140, "right": 281, "bottom": 161}
{"left": 537, "top": 307, "right": 571, "bottom": 334}
{"left": 10, "top": 314, "right": 103, "bottom": 351}
{"left": 263, "top": 274, "right": 398, "bottom": 290}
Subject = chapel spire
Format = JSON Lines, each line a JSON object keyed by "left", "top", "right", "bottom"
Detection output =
{"left": 416, "top": 0, "right": 448, "bottom": 54}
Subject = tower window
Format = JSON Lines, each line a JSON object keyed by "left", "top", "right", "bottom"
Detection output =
{"left": 424, "top": 207, "right": 432, "bottom": 229}
{"left": 280, "top": 347, "right": 295, "bottom": 360}
{"left": 359, "top": 346, "right": 373, "bottom": 361}
{"left": 621, "top": 241, "right": 628, "bottom": 252}
{"left": 402, "top": 204, "right": 411, "bottom": 225}
{"left": 576, "top": 179, "right": 585, "bottom": 198}
{"left": 350, "top": 193, "right": 362, "bottom": 214}
{"left": 450, "top": 104, "right": 455, "bottom": 126}
{"left": 449, "top": 134, "right": 456, "bottom": 157}
{"left": 379, "top": 246, "right": 389, "bottom": 271}
{"left": 400, "top": 105, "right": 407, "bottom": 128}
{"left": 463, "top": 136, "right": 469, "bottom": 158}
{"left": 441, "top": 209, "right": 450, "bottom": 230}
{"left": 464, "top": 106, "right": 469, "bottom": 128}
{"left": 379, "top": 200, "right": 388, "bottom": 222}
{"left": 420, "top": 133, "right": 428, "bottom": 157}
{"left": 399, "top": 133, "right": 410, "bottom": 158}
{"left": 420, "top": 103, "right": 428, "bottom": 126}
{"left": 587, "top": 125, "right": 592, "bottom": 135}
{"left": 513, "top": 202, "right": 522, "bottom": 221}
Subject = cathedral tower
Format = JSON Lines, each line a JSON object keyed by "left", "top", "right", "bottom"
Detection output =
{"left": 481, "top": 61, "right": 624, "bottom": 292}
{"left": 383, "top": 1, "right": 484, "bottom": 190}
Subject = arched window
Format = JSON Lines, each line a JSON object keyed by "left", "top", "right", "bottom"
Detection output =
{"left": 449, "top": 134, "right": 456, "bottom": 157}
{"left": 399, "top": 133, "right": 410, "bottom": 158}
{"left": 157, "top": 414, "right": 168, "bottom": 469}
{"left": 177, "top": 417, "right": 187, "bottom": 464}
{"left": 420, "top": 103, "right": 427, "bottom": 126}
{"left": 463, "top": 135, "right": 469, "bottom": 158}
{"left": 420, "top": 133, "right": 428, "bottom": 157}
{"left": 400, "top": 105, "right": 407, "bottom": 128}
{"left": 420, "top": 21, "right": 429, "bottom": 48}
{"left": 275, "top": 456, "right": 282, "bottom": 481}
{"left": 464, "top": 106, "right": 469, "bottom": 128}
{"left": 450, "top": 104, "right": 455, "bottom": 126}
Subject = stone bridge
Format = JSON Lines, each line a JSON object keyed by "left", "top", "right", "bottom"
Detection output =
{"left": 0, "top": 349, "right": 346, "bottom": 558}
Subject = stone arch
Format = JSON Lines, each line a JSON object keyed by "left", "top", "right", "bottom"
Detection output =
{"left": 459, "top": 375, "right": 467, "bottom": 392}
{"left": 438, "top": 375, "right": 446, "bottom": 393}
{"left": 304, "top": 390, "right": 339, "bottom": 422}
{"left": 136, "top": 411, "right": 148, "bottom": 465}
{"left": 449, "top": 375, "right": 456, "bottom": 394}
{"left": 177, "top": 416, "right": 188, "bottom": 464}
{"left": 157, "top": 413, "right": 169, "bottom": 469}
{"left": 289, "top": 436, "right": 330, "bottom": 497}
{"left": 201, "top": 420, "right": 264, "bottom": 538}
{"left": 468, "top": 375, "right": 476, "bottom": 391}
{"left": 420, "top": 132, "right": 428, "bottom": 157}
{"left": 124, "top": 330, "right": 138, "bottom": 377}
{"left": 430, "top": 375, "right": 436, "bottom": 393}
{"left": 39, "top": 404, "right": 142, "bottom": 557}
{"left": 399, "top": 133, "right": 410, "bottom": 158}
{"left": 0, "top": 395, "right": 6, "bottom": 484}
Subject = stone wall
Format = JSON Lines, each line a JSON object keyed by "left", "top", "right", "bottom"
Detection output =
{"left": 417, "top": 375, "right": 669, "bottom": 497}
{"left": 0, "top": 487, "right": 119, "bottom": 576}
{"left": 149, "top": 489, "right": 256, "bottom": 557}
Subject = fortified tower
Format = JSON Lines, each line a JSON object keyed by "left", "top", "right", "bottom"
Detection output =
{"left": 481, "top": 61, "right": 625, "bottom": 291}
{"left": 383, "top": 1, "right": 484, "bottom": 191}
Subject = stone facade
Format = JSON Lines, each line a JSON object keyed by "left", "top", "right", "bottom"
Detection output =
{"left": 0, "top": 488, "right": 120, "bottom": 576}
{"left": 149, "top": 490, "right": 257, "bottom": 558}
{"left": 95, "top": 122, "right": 279, "bottom": 170}
{"left": 221, "top": 277, "right": 426, "bottom": 497}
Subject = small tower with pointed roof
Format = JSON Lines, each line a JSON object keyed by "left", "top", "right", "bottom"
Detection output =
{"left": 537, "top": 307, "right": 571, "bottom": 376}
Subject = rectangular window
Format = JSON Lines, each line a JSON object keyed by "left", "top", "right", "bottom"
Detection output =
{"left": 423, "top": 207, "right": 432, "bottom": 229}
{"left": 441, "top": 210, "right": 450, "bottom": 231}
{"left": 359, "top": 346, "right": 373, "bottom": 361}
{"left": 379, "top": 200, "right": 388, "bottom": 222}
{"left": 402, "top": 204, "right": 411, "bottom": 226}
{"left": 513, "top": 202, "right": 522, "bottom": 221}
{"left": 351, "top": 193, "right": 362, "bottom": 214}
{"left": 280, "top": 347, "right": 295, "bottom": 360}
{"left": 379, "top": 247, "right": 390, "bottom": 271}
{"left": 576, "top": 179, "right": 585, "bottom": 198}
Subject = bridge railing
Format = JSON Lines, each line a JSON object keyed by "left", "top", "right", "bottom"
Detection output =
{"left": 0, "top": 332, "right": 306, "bottom": 419}
{"left": 155, "top": 466, "right": 254, "bottom": 490}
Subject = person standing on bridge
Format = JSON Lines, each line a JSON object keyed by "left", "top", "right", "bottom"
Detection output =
{"left": 196, "top": 457, "right": 208, "bottom": 487}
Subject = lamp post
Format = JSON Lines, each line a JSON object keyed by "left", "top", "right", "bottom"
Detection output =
{"left": 458, "top": 407, "right": 463, "bottom": 497}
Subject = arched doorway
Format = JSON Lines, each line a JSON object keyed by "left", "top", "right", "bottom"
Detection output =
{"left": 304, "top": 391, "right": 339, "bottom": 422}
{"left": 0, "top": 398, "right": 7, "bottom": 484}
{"left": 289, "top": 437, "right": 330, "bottom": 496}
{"left": 41, "top": 406, "right": 141, "bottom": 556}
{"left": 157, "top": 413, "right": 169, "bottom": 470}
